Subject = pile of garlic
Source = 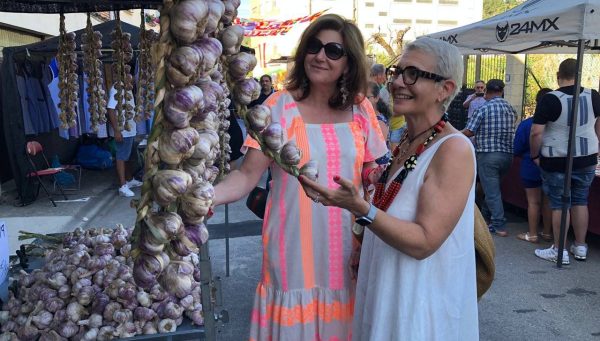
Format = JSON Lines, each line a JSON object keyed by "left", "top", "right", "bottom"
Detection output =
{"left": 81, "top": 14, "right": 107, "bottom": 133}
{"left": 0, "top": 226, "right": 205, "bottom": 341}
{"left": 56, "top": 13, "right": 79, "bottom": 130}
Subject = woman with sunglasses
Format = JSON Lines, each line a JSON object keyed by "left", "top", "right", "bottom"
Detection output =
{"left": 300, "top": 37, "right": 479, "bottom": 340}
{"left": 212, "top": 14, "right": 387, "bottom": 341}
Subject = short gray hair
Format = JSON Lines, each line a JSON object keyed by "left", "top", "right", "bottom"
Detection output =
{"left": 404, "top": 37, "right": 463, "bottom": 111}
{"left": 370, "top": 63, "right": 386, "bottom": 76}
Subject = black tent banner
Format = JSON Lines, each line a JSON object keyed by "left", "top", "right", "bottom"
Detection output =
{"left": 0, "top": 0, "right": 162, "bottom": 13}
{"left": 1, "top": 19, "right": 144, "bottom": 204}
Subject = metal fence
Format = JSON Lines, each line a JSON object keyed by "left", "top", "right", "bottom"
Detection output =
{"left": 464, "top": 55, "right": 507, "bottom": 89}
{"left": 447, "top": 54, "right": 508, "bottom": 130}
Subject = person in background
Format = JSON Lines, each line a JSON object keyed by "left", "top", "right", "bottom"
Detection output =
{"left": 212, "top": 14, "right": 387, "bottom": 340}
{"left": 370, "top": 63, "right": 391, "bottom": 106}
{"left": 463, "top": 80, "right": 487, "bottom": 119}
{"left": 531, "top": 58, "right": 600, "bottom": 264}
{"left": 462, "top": 79, "right": 516, "bottom": 237}
{"left": 299, "top": 37, "right": 478, "bottom": 340}
{"left": 249, "top": 74, "right": 275, "bottom": 108}
{"left": 107, "top": 84, "right": 142, "bottom": 197}
{"left": 514, "top": 88, "right": 553, "bottom": 243}
{"left": 388, "top": 107, "right": 406, "bottom": 150}
{"left": 367, "top": 81, "right": 392, "bottom": 165}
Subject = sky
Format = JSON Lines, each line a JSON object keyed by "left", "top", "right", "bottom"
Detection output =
{"left": 238, "top": 1, "right": 250, "bottom": 19}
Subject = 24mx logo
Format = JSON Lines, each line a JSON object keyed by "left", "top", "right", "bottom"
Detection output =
{"left": 439, "top": 34, "right": 458, "bottom": 44}
{"left": 495, "top": 17, "right": 559, "bottom": 42}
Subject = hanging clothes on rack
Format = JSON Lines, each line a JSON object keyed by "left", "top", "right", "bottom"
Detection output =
{"left": 15, "top": 70, "right": 36, "bottom": 135}
{"left": 39, "top": 60, "right": 60, "bottom": 131}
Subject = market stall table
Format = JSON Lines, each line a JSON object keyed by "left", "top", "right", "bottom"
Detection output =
{"left": 501, "top": 157, "right": 600, "bottom": 237}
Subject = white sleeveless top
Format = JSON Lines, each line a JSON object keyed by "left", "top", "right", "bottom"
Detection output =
{"left": 353, "top": 133, "right": 479, "bottom": 341}
{"left": 541, "top": 88, "right": 598, "bottom": 158}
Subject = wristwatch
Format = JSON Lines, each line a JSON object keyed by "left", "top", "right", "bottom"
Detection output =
{"left": 355, "top": 203, "right": 377, "bottom": 226}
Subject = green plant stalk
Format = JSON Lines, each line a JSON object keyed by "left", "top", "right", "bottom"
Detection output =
{"left": 18, "top": 231, "right": 63, "bottom": 243}
{"left": 132, "top": 1, "right": 174, "bottom": 247}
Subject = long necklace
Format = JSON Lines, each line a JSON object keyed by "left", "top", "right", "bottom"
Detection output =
{"left": 373, "top": 114, "right": 448, "bottom": 212}
{"left": 396, "top": 120, "right": 443, "bottom": 159}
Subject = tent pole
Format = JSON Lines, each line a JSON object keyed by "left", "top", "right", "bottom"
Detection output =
{"left": 556, "top": 39, "right": 585, "bottom": 268}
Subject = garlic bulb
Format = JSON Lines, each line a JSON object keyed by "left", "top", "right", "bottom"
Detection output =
{"left": 82, "top": 328, "right": 98, "bottom": 341}
{"left": 170, "top": 0, "right": 209, "bottom": 44}
{"left": 167, "top": 46, "right": 202, "bottom": 88}
{"left": 151, "top": 170, "right": 193, "bottom": 207}
{"left": 220, "top": 25, "right": 245, "bottom": 56}
{"left": 280, "top": 141, "right": 302, "bottom": 166}
{"left": 205, "top": 0, "right": 225, "bottom": 35}
{"left": 233, "top": 77, "right": 261, "bottom": 105}
{"left": 159, "top": 261, "right": 194, "bottom": 298}
{"left": 57, "top": 321, "right": 78, "bottom": 338}
{"left": 300, "top": 160, "right": 319, "bottom": 181}
{"left": 157, "top": 318, "right": 177, "bottom": 333}
{"left": 263, "top": 122, "right": 285, "bottom": 152}
{"left": 246, "top": 105, "right": 272, "bottom": 133}
{"left": 227, "top": 52, "right": 257, "bottom": 81}
{"left": 180, "top": 181, "right": 215, "bottom": 224}
{"left": 158, "top": 127, "right": 200, "bottom": 165}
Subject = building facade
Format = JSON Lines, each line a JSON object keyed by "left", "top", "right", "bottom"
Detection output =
{"left": 248, "top": 0, "right": 482, "bottom": 78}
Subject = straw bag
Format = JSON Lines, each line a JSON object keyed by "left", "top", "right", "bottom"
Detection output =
{"left": 474, "top": 204, "right": 495, "bottom": 300}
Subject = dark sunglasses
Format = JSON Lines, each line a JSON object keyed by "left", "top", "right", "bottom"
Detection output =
{"left": 306, "top": 37, "right": 346, "bottom": 60}
{"left": 391, "top": 66, "right": 447, "bottom": 85}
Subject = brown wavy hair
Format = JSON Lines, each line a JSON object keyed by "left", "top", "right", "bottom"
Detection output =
{"left": 285, "top": 14, "right": 368, "bottom": 110}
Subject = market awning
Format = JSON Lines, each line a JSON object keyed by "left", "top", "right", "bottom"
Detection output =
{"left": 0, "top": 0, "right": 162, "bottom": 14}
{"left": 426, "top": 0, "right": 600, "bottom": 55}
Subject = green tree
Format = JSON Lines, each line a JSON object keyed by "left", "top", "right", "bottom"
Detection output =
{"left": 483, "top": 0, "right": 521, "bottom": 19}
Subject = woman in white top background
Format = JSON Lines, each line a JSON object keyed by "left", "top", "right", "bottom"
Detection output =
{"left": 300, "top": 37, "right": 479, "bottom": 340}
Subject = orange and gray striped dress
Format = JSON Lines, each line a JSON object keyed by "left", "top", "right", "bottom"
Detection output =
{"left": 244, "top": 90, "right": 387, "bottom": 341}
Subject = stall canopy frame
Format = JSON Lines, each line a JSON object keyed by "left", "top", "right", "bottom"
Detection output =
{"left": 428, "top": 0, "right": 600, "bottom": 268}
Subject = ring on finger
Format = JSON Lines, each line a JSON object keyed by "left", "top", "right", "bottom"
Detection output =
{"left": 314, "top": 193, "right": 320, "bottom": 203}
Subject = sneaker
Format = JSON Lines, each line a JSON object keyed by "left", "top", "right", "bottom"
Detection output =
{"left": 570, "top": 243, "right": 588, "bottom": 261}
{"left": 126, "top": 178, "right": 143, "bottom": 188}
{"left": 535, "top": 245, "right": 570, "bottom": 265}
{"left": 118, "top": 184, "right": 135, "bottom": 197}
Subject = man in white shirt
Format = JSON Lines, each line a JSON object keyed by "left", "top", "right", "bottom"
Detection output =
{"left": 107, "top": 84, "right": 142, "bottom": 197}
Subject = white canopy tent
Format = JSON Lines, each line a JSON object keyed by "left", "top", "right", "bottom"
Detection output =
{"left": 427, "top": 0, "right": 600, "bottom": 55}
{"left": 427, "top": 0, "right": 600, "bottom": 267}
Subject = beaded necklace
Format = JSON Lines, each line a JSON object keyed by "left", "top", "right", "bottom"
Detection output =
{"left": 373, "top": 114, "right": 448, "bottom": 211}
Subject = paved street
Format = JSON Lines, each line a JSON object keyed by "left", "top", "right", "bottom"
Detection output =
{"left": 1, "top": 168, "right": 600, "bottom": 340}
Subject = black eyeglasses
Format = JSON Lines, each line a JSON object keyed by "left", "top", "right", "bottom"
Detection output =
{"left": 391, "top": 66, "right": 448, "bottom": 85}
{"left": 306, "top": 37, "right": 346, "bottom": 60}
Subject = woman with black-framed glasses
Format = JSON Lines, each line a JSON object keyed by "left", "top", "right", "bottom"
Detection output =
{"left": 299, "top": 37, "right": 480, "bottom": 340}
{"left": 212, "top": 14, "right": 387, "bottom": 341}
